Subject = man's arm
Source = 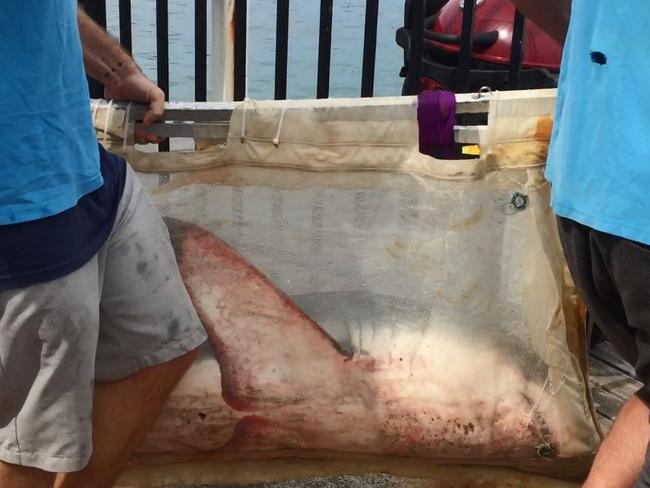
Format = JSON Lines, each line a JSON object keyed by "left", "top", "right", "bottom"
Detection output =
{"left": 77, "top": 6, "right": 164, "bottom": 130}
{"left": 509, "top": 0, "right": 571, "bottom": 45}
{"left": 582, "top": 393, "right": 650, "bottom": 488}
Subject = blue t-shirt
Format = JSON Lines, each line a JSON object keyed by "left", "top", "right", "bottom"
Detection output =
{"left": 0, "top": 145, "right": 126, "bottom": 290}
{"left": 547, "top": 0, "right": 650, "bottom": 245}
{"left": 0, "top": 0, "right": 102, "bottom": 224}
{"left": 0, "top": 2, "right": 126, "bottom": 290}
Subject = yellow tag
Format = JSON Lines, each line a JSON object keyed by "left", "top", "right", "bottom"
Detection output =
{"left": 462, "top": 145, "right": 481, "bottom": 156}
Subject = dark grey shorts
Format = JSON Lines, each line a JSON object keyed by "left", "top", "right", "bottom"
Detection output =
{"left": 557, "top": 216, "right": 650, "bottom": 403}
{"left": 558, "top": 217, "right": 650, "bottom": 487}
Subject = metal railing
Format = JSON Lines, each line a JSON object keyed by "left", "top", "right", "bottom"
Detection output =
{"left": 402, "top": 0, "right": 530, "bottom": 95}
{"left": 81, "top": 0, "right": 540, "bottom": 103}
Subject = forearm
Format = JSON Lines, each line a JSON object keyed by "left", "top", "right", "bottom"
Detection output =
{"left": 509, "top": 0, "right": 571, "bottom": 45}
{"left": 77, "top": 6, "right": 138, "bottom": 85}
{"left": 583, "top": 393, "right": 650, "bottom": 488}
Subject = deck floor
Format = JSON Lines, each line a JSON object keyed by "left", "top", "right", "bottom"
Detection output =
{"left": 589, "top": 341, "right": 641, "bottom": 434}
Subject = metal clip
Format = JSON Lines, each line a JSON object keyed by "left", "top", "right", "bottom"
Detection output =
{"left": 472, "top": 86, "right": 493, "bottom": 100}
{"left": 510, "top": 192, "right": 529, "bottom": 211}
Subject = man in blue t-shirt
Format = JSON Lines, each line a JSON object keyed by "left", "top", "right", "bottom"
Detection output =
{"left": 513, "top": 1, "right": 650, "bottom": 486}
{"left": 0, "top": 2, "right": 206, "bottom": 487}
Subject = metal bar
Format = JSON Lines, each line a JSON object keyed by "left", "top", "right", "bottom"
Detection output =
{"left": 508, "top": 10, "right": 526, "bottom": 90}
{"left": 156, "top": 0, "right": 170, "bottom": 151}
{"left": 95, "top": 89, "right": 526, "bottom": 122}
{"left": 456, "top": 0, "right": 477, "bottom": 92}
{"left": 136, "top": 122, "right": 230, "bottom": 139}
{"left": 403, "top": 0, "right": 425, "bottom": 95}
{"left": 118, "top": 0, "right": 132, "bottom": 52}
{"left": 361, "top": 0, "right": 380, "bottom": 97}
{"left": 234, "top": 0, "right": 248, "bottom": 101}
{"left": 316, "top": 0, "right": 334, "bottom": 99}
{"left": 195, "top": 0, "right": 208, "bottom": 101}
{"left": 104, "top": 122, "right": 482, "bottom": 145}
{"left": 274, "top": 0, "right": 290, "bottom": 100}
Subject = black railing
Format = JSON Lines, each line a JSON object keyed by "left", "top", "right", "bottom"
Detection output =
{"left": 274, "top": 0, "right": 290, "bottom": 101}
{"left": 119, "top": 0, "right": 132, "bottom": 52}
{"left": 82, "top": 0, "right": 543, "bottom": 104}
{"left": 361, "top": 0, "right": 380, "bottom": 97}
{"left": 507, "top": 11, "right": 526, "bottom": 90}
{"left": 195, "top": 0, "right": 208, "bottom": 102}
{"left": 316, "top": 0, "right": 334, "bottom": 99}
{"left": 400, "top": 0, "right": 536, "bottom": 95}
{"left": 234, "top": 0, "right": 248, "bottom": 101}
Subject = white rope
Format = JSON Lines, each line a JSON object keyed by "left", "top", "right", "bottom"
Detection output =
{"left": 527, "top": 372, "right": 551, "bottom": 426}
{"left": 240, "top": 98, "right": 249, "bottom": 144}
{"left": 102, "top": 99, "right": 115, "bottom": 143}
{"left": 91, "top": 99, "right": 102, "bottom": 127}
{"left": 504, "top": 173, "right": 549, "bottom": 193}
{"left": 122, "top": 102, "right": 133, "bottom": 154}
{"left": 273, "top": 105, "right": 288, "bottom": 147}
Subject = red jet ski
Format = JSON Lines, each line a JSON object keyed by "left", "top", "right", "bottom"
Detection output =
{"left": 397, "top": 0, "right": 563, "bottom": 94}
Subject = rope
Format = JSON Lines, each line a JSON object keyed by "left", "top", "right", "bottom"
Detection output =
{"left": 240, "top": 98, "right": 250, "bottom": 144}
{"left": 102, "top": 99, "right": 115, "bottom": 143}
{"left": 122, "top": 102, "right": 133, "bottom": 154}
{"left": 273, "top": 105, "right": 288, "bottom": 147}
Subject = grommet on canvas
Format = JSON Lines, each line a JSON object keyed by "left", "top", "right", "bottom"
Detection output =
{"left": 510, "top": 192, "right": 529, "bottom": 210}
{"left": 536, "top": 442, "right": 556, "bottom": 459}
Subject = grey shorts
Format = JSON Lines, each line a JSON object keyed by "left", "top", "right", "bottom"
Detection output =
{"left": 0, "top": 166, "right": 207, "bottom": 473}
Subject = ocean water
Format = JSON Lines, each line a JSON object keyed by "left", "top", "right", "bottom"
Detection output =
{"left": 105, "top": 0, "right": 405, "bottom": 102}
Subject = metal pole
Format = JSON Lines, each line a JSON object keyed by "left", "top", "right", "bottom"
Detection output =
{"left": 233, "top": 0, "right": 248, "bottom": 101}
{"left": 156, "top": 0, "right": 170, "bottom": 151}
{"left": 403, "top": 0, "right": 425, "bottom": 95}
{"left": 508, "top": 11, "right": 526, "bottom": 90}
{"left": 275, "top": 0, "right": 290, "bottom": 100}
{"left": 456, "top": 0, "right": 477, "bottom": 92}
{"left": 118, "top": 0, "right": 132, "bottom": 52}
{"left": 317, "top": 0, "right": 334, "bottom": 99}
{"left": 195, "top": 0, "right": 208, "bottom": 101}
{"left": 361, "top": 0, "right": 380, "bottom": 97}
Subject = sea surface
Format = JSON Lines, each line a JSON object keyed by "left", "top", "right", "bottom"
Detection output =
{"left": 105, "top": 0, "right": 406, "bottom": 101}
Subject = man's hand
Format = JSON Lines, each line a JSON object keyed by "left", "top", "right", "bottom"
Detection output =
{"left": 104, "top": 72, "right": 165, "bottom": 144}
{"left": 77, "top": 6, "right": 165, "bottom": 144}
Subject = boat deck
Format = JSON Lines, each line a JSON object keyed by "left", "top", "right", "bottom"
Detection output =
{"left": 589, "top": 341, "right": 641, "bottom": 434}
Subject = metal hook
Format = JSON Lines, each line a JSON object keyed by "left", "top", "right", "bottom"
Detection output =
{"left": 472, "top": 86, "right": 493, "bottom": 100}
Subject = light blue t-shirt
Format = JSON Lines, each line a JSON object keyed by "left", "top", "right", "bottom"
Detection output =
{"left": 547, "top": 0, "right": 650, "bottom": 245}
{"left": 0, "top": 0, "right": 102, "bottom": 225}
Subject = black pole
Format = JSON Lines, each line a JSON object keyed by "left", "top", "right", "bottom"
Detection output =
{"left": 81, "top": 0, "right": 107, "bottom": 98}
{"left": 403, "top": 0, "right": 424, "bottom": 95}
{"left": 195, "top": 0, "right": 208, "bottom": 101}
{"left": 508, "top": 10, "right": 526, "bottom": 90}
{"left": 83, "top": 0, "right": 107, "bottom": 28}
{"left": 234, "top": 0, "right": 248, "bottom": 101}
{"left": 361, "top": 0, "right": 380, "bottom": 97}
{"left": 156, "top": 0, "right": 170, "bottom": 151}
{"left": 275, "top": 0, "right": 290, "bottom": 100}
{"left": 456, "top": 0, "right": 476, "bottom": 92}
{"left": 118, "top": 0, "right": 132, "bottom": 52}
{"left": 317, "top": 0, "right": 333, "bottom": 99}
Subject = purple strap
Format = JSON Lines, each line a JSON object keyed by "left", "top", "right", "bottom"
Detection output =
{"left": 417, "top": 90, "right": 457, "bottom": 159}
